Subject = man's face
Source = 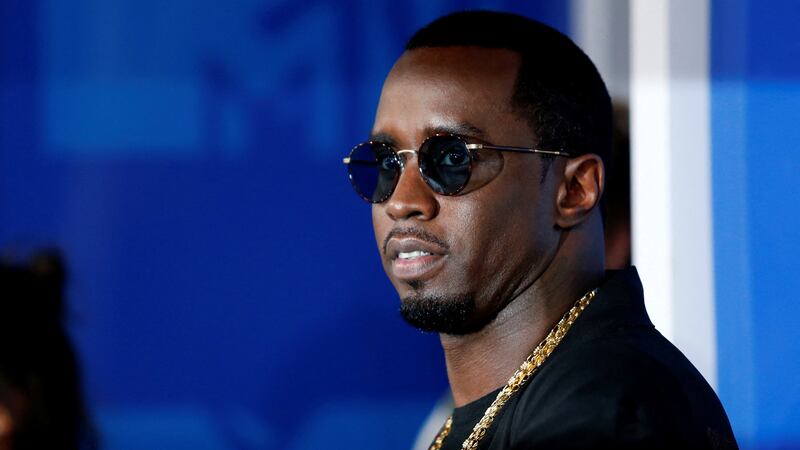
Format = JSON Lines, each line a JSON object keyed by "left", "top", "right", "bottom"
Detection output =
{"left": 371, "top": 47, "right": 564, "bottom": 334}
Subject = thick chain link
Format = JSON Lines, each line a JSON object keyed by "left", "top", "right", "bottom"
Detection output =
{"left": 428, "top": 289, "right": 598, "bottom": 450}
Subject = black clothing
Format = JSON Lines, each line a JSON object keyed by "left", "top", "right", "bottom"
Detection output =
{"left": 439, "top": 267, "right": 737, "bottom": 449}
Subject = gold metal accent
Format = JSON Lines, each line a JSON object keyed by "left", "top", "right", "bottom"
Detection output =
{"left": 341, "top": 137, "right": 573, "bottom": 166}
{"left": 428, "top": 416, "right": 453, "bottom": 450}
{"left": 428, "top": 288, "right": 598, "bottom": 450}
{"left": 465, "top": 143, "right": 572, "bottom": 157}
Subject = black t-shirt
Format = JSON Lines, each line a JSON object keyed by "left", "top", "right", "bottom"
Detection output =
{"left": 435, "top": 267, "right": 738, "bottom": 450}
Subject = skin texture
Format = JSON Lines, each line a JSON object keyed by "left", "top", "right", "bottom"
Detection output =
{"left": 371, "top": 47, "right": 606, "bottom": 406}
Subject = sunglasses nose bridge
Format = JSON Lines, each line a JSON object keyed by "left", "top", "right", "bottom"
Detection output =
{"left": 396, "top": 149, "right": 418, "bottom": 159}
{"left": 393, "top": 149, "right": 420, "bottom": 174}
{"left": 393, "top": 148, "right": 421, "bottom": 180}
{"left": 392, "top": 148, "right": 438, "bottom": 198}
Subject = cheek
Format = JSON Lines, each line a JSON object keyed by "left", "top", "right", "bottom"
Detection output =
{"left": 371, "top": 206, "right": 394, "bottom": 268}
{"left": 371, "top": 206, "right": 383, "bottom": 246}
{"left": 372, "top": 205, "right": 394, "bottom": 241}
{"left": 449, "top": 178, "right": 555, "bottom": 279}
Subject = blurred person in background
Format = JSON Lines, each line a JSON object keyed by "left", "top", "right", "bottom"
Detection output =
{"left": 344, "top": 11, "right": 736, "bottom": 449}
{"left": 0, "top": 251, "right": 97, "bottom": 450}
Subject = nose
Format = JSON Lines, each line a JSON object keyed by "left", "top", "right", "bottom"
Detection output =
{"left": 384, "top": 157, "right": 439, "bottom": 221}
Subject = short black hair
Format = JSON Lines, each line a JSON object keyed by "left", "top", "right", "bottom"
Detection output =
{"left": 406, "top": 11, "right": 612, "bottom": 165}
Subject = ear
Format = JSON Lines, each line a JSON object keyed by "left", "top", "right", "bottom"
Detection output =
{"left": 555, "top": 154, "right": 605, "bottom": 229}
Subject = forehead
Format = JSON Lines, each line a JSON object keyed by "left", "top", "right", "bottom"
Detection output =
{"left": 373, "top": 47, "right": 527, "bottom": 145}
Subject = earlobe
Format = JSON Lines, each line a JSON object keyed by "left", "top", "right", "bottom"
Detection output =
{"left": 555, "top": 154, "right": 605, "bottom": 229}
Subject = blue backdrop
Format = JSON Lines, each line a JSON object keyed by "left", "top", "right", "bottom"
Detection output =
{"left": 4, "top": 1, "right": 799, "bottom": 448}
{"left": 0, "top": 1, "right": 567, "bottom": 449}
{"left": 712, "top": 0, "right": 800, "bottom": 448}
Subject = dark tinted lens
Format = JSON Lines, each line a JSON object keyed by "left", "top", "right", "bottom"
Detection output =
{"left": 419, "top": 136, "right": 472, "bottom": 195}
{"left": 347, "top": 143, "right": 400, "bottom": 203}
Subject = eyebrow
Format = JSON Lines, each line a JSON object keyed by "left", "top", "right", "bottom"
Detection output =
{"left": 367, "top": 132, "right": 399, "bottom": 147}
{"left": 368, "top": 122, "right": 488, "bottom": 148}
{"left": 428, "top": 122, "right": 487, "bottom": 141}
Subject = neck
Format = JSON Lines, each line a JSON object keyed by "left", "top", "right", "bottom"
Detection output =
{"left": 440, "top": 226, "right": 604, "bottom": 407}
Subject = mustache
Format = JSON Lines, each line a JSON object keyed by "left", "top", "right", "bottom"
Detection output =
{"left": 382, "top": 227, "right": 450, "bottom": 254}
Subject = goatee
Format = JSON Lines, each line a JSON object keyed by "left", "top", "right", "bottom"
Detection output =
{"left": 399, "top": 293, "right": 482, "bottom": 335}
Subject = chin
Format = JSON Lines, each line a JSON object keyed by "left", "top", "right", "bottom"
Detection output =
{"left": 398, "top": 291, "right": 492, "bottom": 335}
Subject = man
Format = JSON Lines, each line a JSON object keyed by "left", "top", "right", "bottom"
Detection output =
{"left": 343, "top": 11, "right": 737, "bottom": 449}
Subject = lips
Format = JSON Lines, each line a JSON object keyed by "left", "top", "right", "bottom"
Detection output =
{"left": 385, "top": 235, "right": 448, "bottom": 281}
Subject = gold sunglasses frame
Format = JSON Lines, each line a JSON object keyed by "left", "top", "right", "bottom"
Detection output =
{"left": 342, "top": 134, "right": 572, "bottom": 202}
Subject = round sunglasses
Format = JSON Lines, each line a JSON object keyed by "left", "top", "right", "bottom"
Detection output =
{"left": 343, "top": 134, "right": 572, "bottom": 203}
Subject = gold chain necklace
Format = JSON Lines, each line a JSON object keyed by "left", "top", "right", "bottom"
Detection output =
{"left": 428, "top": 288, "right": 598, "bottom": 450}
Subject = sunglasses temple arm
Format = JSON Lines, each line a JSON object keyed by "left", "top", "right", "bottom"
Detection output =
{"left": 469, "top": 144, "right": 571, "bottom": 157}
{"left": 343, "top": 143, "right": 570, "bottom": 164}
